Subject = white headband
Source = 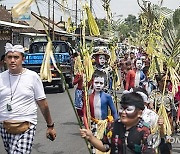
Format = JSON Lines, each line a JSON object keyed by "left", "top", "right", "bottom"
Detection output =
{"left": 5, "top": 43, "right": 24, "bottom": 54}
{"left": 122, "top": 89, "right": 149, "bottom": 103}
{"left": 136, "top": 91, "right": 149, "bottom": 103}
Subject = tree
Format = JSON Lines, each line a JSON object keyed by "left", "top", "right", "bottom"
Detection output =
{"left": 173, "top": 8, "right": 180, "bottom": 39}
{"left": 115, "top": 15, "right": 140, "bottom": 40}
{"left": 125, "top": 14, "right": 140, "bottom": 33}
{"left": 95, "top": 18, "right": 109, "bottom": 36}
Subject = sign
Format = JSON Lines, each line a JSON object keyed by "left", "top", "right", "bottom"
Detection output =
{"left": 19, "top": 13, "right": 31, "bottom": 21}
{"left": 15, "top": 8, "right": 31, "bottom": 21}
{"left": 168, "top": 136, "right": 180, "bottom": 143}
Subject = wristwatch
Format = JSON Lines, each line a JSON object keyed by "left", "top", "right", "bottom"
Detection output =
{"left": 47, "top": 123, "right": 54, "bottom": 128}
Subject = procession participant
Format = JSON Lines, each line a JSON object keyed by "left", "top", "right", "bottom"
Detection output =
{"left": 136, "top": 47, "right": 144, "bottom": 59}
{"left": 0, "top": 55, "right": 6, "bottom": 73}
{"left": 0, "top": 43, "right": 56, "bottom": 154}
{"left": 175, "top": 85, "right": 180, "bottom": 133}
{"left": 89, "top": 70, "right": 118, "bottom": 121}
{"left": 118, "top": 53, "right": 129, "bottom": 89}
{"left": 175, "top": 85, "right": 180, "bottom": 123}
{"left": 142, "top": 52, "right": 150, "bottom": 68}
{"left": 149, "top": 74, "right": 173, "bottom": 115}
{"left": 133, "top": 87, "right": 165, "bottom": 129}
{"left": 84, "top": 70, "right": 118, "bottom": 154}
{"left": 168, "top": 83, "right": 180, "bottom": 133}
{"left": 149, "top": 74, "right": 173, "bottom": 154}
{"left": 142, "top": 66, "right": 157, "bottom": 95}
{"left": 80, "top": 92, "right": 155, "bottom": 154}
{"left": 129, "top": 52, "right": 136, "bottom": 68}
{"left": 123, "top": 60, "right": 133, "bottom": 89}
{"left": 125, "top": 58, "right": 146, "bottom": 90}
{"left": 92, "top": 49, "right": 112, "bottom": 93}
{"left": 73, "top": 53, "right": 84, "bottom": 123}
{"left": 118, "top": 52, "right": 129, "bottom": 73}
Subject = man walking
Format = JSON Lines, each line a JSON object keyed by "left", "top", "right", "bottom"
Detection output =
{"left": 0, "top": 43, "right": 56, "bottom": 153}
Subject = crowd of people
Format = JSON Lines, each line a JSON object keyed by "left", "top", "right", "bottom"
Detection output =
{"left": 75, "top": 45, "right": 180, "bottom": 154}
{"left": 0, "top": 42, "right": 179, "bottom": 154}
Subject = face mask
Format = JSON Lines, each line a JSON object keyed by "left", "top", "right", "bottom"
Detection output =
{"left": 93, "top": 77, "right": 105, "bottom": 91}
{"left": 136, "top": 60, "right": 142, "bottom": 69}
{"left": 119, "top": 105, "right": 138, "bottom": 118}
{"left": 98, "top": 55, "right": 106, "bottom": 66}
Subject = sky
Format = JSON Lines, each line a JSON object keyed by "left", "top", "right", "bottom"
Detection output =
{"left": 0, "top": 0, "right": 179, "bottom": 22}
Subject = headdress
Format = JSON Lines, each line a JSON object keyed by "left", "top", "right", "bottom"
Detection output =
{"left": 92, "top": 49, "right": 110, "bottom": 60}
{"left": 5, "top": 43, "right": 24, "bottom": 54}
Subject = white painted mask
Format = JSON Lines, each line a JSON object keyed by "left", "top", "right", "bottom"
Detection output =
{"left": 98, "top": 55, "right": 106, "bottom": 66}
{"left": 93, "top": 77, "right": 105, "bottom": 92}
{"left": 136, "top": 60, "right": 143, "bottom": 70}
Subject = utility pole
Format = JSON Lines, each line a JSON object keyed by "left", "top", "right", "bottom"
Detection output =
{"left": 52, "top": 0, "right": 55, "bottom": 41}
{"left": 75, "top": 0, "right": 78, "bottom": 27}
{"left": 90, "top": 0, "right": 92, "bottom": 12}
{"left": 48, "top": 0, "right": 51, "bottom": 37}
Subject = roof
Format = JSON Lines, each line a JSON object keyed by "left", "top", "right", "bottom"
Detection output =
{"left": 20, "top": 32, "right": 46, "bottom": 36}
{"left": 0, "top": 20, "right": 31, "bottom": 28}
{"left": 28, "top": 12, "right": 73, "bottom": 36}
{"left": 0, "top": 5, "right": 11, "bottom": 22}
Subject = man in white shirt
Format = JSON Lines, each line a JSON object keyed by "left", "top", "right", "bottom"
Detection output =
{"left": 0, "top": 43, "right": 56, "bottom": 153}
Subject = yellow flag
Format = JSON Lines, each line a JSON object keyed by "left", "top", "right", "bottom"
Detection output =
{"left": 84, "top": 3, "right": 100, "bottom": 36}
{"left": 12, "top": 0, "right": 34, "bottom": 18}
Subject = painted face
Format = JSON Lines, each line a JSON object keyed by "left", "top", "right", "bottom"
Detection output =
{"left": 98, "top": 55, "right": 106, "bottom": 66}
{"left": 119, "top": 104, "right": 141, "bottom": 126}
{"left": 136, "top": 60, "right": 143, "bottom": 70}
{"left": 93, "top": 77, "right": 105, "bottom": 91}
{"left": 119, "top": 105, "right": 137, "bottom": 118}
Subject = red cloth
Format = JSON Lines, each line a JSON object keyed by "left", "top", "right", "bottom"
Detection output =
{"left": 177, "top": 103, "right": 180, "bottom": 120}
{"left": 73, "top": 73, "right": 83, "bottom": 90}
{"left": 175, "top": 85, "right": 180, "bottom": 101}
{"left": 125, "top": 69, "right": 135, "bottom": 90}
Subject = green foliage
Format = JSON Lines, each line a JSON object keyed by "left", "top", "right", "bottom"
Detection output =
{"left": 173, "top": 8, "right": 180, "bottom": 39}
{"left": 114, "top": 15, "right": 140, "bottom": 40}
{"left": 124, "top": 14, "right": 140, "bottom": 33}
{"left": 95, "top": 18, "right": 109, "bottom": 35}
{"left": 173, "top": 8, "right": 180, "bottom": 28}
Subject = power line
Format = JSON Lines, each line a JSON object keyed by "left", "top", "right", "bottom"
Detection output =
{"left": 41, "top": 0, "right": 82, "bottom": 24}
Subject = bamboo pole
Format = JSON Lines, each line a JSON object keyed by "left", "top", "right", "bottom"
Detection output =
{"left": 35, "top": 1, "right": 91, "bottom": 153}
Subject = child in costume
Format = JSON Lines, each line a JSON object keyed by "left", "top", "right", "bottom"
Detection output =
{"left": 80, "top": 92, "right": 155, "bottom": 154}
{"left": 73, "top": 53, "right": 84, "bottom": 122}
{"left": 83, "top": 70, "right": 118, "bottom": 154}
{"left": 92, "top": 49, "right": 113, "bottom": 93}
{"left": 125, "top": 58, "right": 146, "bottom": 90}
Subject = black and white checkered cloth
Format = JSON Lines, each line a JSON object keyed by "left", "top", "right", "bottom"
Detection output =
{"left": 91, "top": 121, "right": 98, "bottom": 154}
{"left": 0, "top": 123, "right": 36, "bottom": 154}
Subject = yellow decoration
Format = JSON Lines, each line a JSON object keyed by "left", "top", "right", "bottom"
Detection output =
{"left": 107, "top": 131, "right": 112, "bottom": 138}
{"left": 83, "top": 50, "right": 94, "bottom": 82}
{"left": 84, "top": 3, "right": 100, "bottom": 36}
{"left": 40, "top": 41, "right": 52, "bottom": 82}
{"left": 12, "top": 0, "right": 34, "bottom": 18}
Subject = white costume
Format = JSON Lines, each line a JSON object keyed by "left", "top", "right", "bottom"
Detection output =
{"left": 142, "top": 106, "right": 159, "bottom": 128}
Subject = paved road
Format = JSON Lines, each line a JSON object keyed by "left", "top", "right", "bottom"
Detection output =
{"left": 0, "top": 87, "right": 180, "bottom": 153}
